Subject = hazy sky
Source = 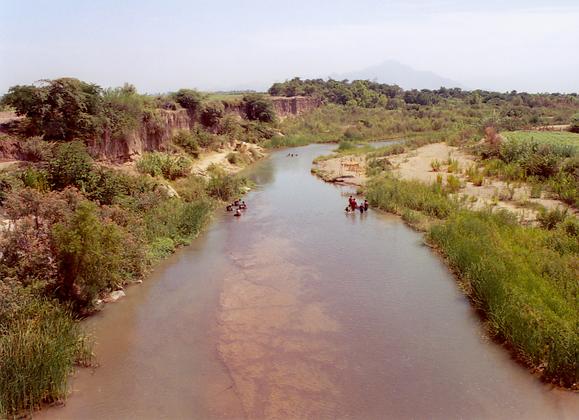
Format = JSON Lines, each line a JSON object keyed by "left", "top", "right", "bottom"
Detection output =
{"left": 1, "top": 0, "right": 578, "bottom": 93}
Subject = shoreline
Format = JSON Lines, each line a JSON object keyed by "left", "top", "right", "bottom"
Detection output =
{"left": 311, "top": 144, "right": 578, "bottom": 391}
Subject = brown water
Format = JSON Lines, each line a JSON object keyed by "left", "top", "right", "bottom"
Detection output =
{"left": 42, "top": 145, "right": 578, "bottom": 419}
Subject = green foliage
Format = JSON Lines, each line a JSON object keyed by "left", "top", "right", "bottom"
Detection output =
{"left": 445, "top": 174, "right": 462, "bottom": 193}
{"left": 243, "top": 94, "right": 276, "bottom": 122}
{"left": 337, "top": 140, "right": 356, "bottom": 151}
{"left": 2, "top": 78, "right": 103, "bottom": 140}
{"left": 143, "top": 198, "right": 212, "bottom": 261}
{"left": 51, "top": 202, "right": 136, "bottom": 309}
{"left": 430, "top": 159, "right": 442, "bottom": 172}
{"left": 172, "top": 129, "right": 199, "bottom": 157}
{"left": 172, "top": 89, "right": 203, "bottom": 114}
{"left": 102, "top": 83, "right": 151, "bottom": 139}
{"left": 136, "top": 152, "right": 192, "bottom": 180}
{"left": 465, "top": 165, "right": 484, "bottom": 186}
{"left": 0, "top": 283, "right": 91, "bottom": 416}
{"left": 536, "top": 207, "right": 569, "bottom": 230}
{"left": 19, "top": 136, "right": 53, "bottom": 162}
{"left": 366, "top": 175, "right": 457, "bottom": 219}
{"left": 20, "top": 167, "right": 49, "bottom": 192}
{"left": 206, "top": 165, "right": 247, "bottom": 201}
{"left": 48, "top": 141, "right": 94, "bottom": 190}
{"left": 429, "top": 211, "right": 578, "bottom": 386}
{"left": 199, "top": 101, "right": 224, "bottom": 128}
{"left": 570, "top": 113, "right": 579, "bottom": 133}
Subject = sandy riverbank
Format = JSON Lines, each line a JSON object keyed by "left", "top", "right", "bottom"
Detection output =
{"left": 312, "top": 142, "right": 574, "bottom": 223}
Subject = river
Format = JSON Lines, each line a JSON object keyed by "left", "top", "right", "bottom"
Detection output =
{"left": 42, "top": 144, "right": 578, "bottom": 419}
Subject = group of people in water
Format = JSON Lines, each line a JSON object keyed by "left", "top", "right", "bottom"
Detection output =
{"left": 226, "top": 199, "right": 247, "bottom": 217}
{"left": 286, "top": 153, "right": 298, "bottom": 157}
{"left": 346, "top": 196, "right": 369, "bottom": 214}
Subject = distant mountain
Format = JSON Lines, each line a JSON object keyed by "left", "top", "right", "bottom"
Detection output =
{"left": 331, "top": 60, "right": 463, "bottom": 90}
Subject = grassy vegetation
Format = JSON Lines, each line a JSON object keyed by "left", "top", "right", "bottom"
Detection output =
{"left": 429, "top": 211, "right": 578, "bottom": 386}
{"left": 0, "top": 141, "right": 248, "bottom": 415}
{"left": 365, "top": 172, "right": 578, "bottom": 387}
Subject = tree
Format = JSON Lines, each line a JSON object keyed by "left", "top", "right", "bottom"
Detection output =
{"left": 243, "top": 94, "right": 276, "bottom": 122}
{"left": 172, "top": 89, "right": 203, "bottom": 114}
{"left": 1, "top": 78, "right": 103, "bottom": 140}
{"left": 199, "top": 101, "right": 224, "bottom": 128}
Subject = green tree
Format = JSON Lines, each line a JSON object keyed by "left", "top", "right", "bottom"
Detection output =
{"left": 1, "top": 78, "right": 103, "bottom": 140}
{"left": 243, "top": 94, "right": 276, "bottom": 122}
{"left": 48, "top": 141, "right": 94, "bottom": 190}
{"left": 172, "top": 89, "right": 203, "bottom": 114}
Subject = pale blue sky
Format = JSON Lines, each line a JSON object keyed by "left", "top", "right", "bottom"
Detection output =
{"left": 1, "top": 0, "right": 578, "bottom": 93}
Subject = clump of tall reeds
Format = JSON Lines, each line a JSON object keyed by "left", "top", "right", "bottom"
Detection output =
{"left": 0, "top": 286, "right": 92, "bottom": 417}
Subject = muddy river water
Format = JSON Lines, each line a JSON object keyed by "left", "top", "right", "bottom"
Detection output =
{"left": 43, "top": 145, "right": 578, "bottom": 419}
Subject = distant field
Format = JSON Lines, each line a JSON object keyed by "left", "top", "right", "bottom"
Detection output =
{"left": 203, "top": 92, "right": 246, "bottom": 102}
{"left": 502, "top": 130, "right": 579, "bottom": 151}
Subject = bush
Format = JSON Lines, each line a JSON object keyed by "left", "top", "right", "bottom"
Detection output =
{"left": 206, "top": 165, "right": 246, "bottom": 201}
{"left": 445, "top": 175, "right": 462, "bottom": 193}
{"left": 199, "top": 101, "right": 224, "bottom": 128}
{"left": 430, "top": 159, "right": 442, "bottom": 172}
{"left": 19, "top": 137, "right": 52, "bottom": 162}
{"left": 136, "top": 152, "right": 192, "bottom": 180}
{"left": 48, "top": 141, "right": 94, "bottom": 190}
{"left": 51, "top": 201, "right": 136, "bottom": 310}
{"left": 536, "top": 207, "right": 568, "bottom": 230}
{"left": 19, "top": 167, "right": 49, "bottom": 192}
{"left": 243, "top": 94, "right": 275, "bottom": 123}
{"left": 172, "top": 130, "right": 199, "bottom": 157}
{"left": 337, "top": 140, "right": 355, "bottom": 151}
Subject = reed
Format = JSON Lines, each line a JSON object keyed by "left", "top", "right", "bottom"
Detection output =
{"left": 428, "top": 210, "right": 578, "bottom": 386}
{"left": 0, "top": 294, "right": 91, "bottom": 417}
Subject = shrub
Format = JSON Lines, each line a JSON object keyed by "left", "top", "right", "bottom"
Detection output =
{"left": 569, "top": 113, "right": 579, "bottom": 133}
{"left": 19, "top": 137, "right": 52, "bottom": 162}
{"left": 366, "top": 175, "right": 456, "bottom": 219}
{"left": 172, "top": 175, "right": 207, "bottom": 202}
{"left": 430, "top": 159, "right": 442, "bottom": 172}
{"left": 536, "top": 207, "right": 568, "bottom": 230}
{"left": 19, "top": 167, "right": 49, "bottom": 192}
{"left": 199, "top": 101, "right": 224, "bottom": 128}
{"left": 445, "top": 175, "right": 462, "bottom": 193}
{"left": 206, "top": 165, "right": 246, "bottom": 201}
{"left": 466, "top": 165, "right": 484, "bottom": 186}
{"left": 48, "top": 141, "right": 94, "bottom": 190}
{"left": 51, "top": 201, "right": 135, "bottom": 310}
{"left": 446, "top": 158, "right": 460, "bottom": 173}
{"left": 337, "top": 140, "right": 355, "bottom": 151}
{"left": 243, "top": 94, "right": 275, "bottom": 123}
{"left": 172, "top": 89, "right": 203, "bottom": 114}
{"left": 172, "top": 130, "right": 199, "bottom": 157}
{"left": 136, "top": 152, "right": 192, "bottom": 180}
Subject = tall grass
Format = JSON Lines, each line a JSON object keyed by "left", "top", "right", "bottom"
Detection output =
{"left": 365, "top": 175, "right": 457, "bottom": 219}
{"left": 366, "top": 174, "right": 579, "bottom": 386}
{"left": 0, "top": 289, "right": 91, "bottom": 416}
{"left": 429, "top": 211, "right": 578, "bottom": 386}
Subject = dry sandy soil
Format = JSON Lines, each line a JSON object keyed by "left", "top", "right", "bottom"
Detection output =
{"left": 313, "top": 142, "right": 574, "bottom": 223}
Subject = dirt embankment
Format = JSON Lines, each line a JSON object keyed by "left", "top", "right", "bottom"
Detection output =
{"left": 312, "top": 142, "right": 574, "bottom": 223}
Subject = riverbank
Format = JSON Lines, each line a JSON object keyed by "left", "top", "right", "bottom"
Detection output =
{"left": 312, "top": 141, "right": 579, "bottom": 388}
{"left": 0, "top": 140, "right": 263, "bottom": 417}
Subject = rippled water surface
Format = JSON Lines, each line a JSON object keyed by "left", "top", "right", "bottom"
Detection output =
{"left": 42, "top": 145, "right": 578, "bottom": 419}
